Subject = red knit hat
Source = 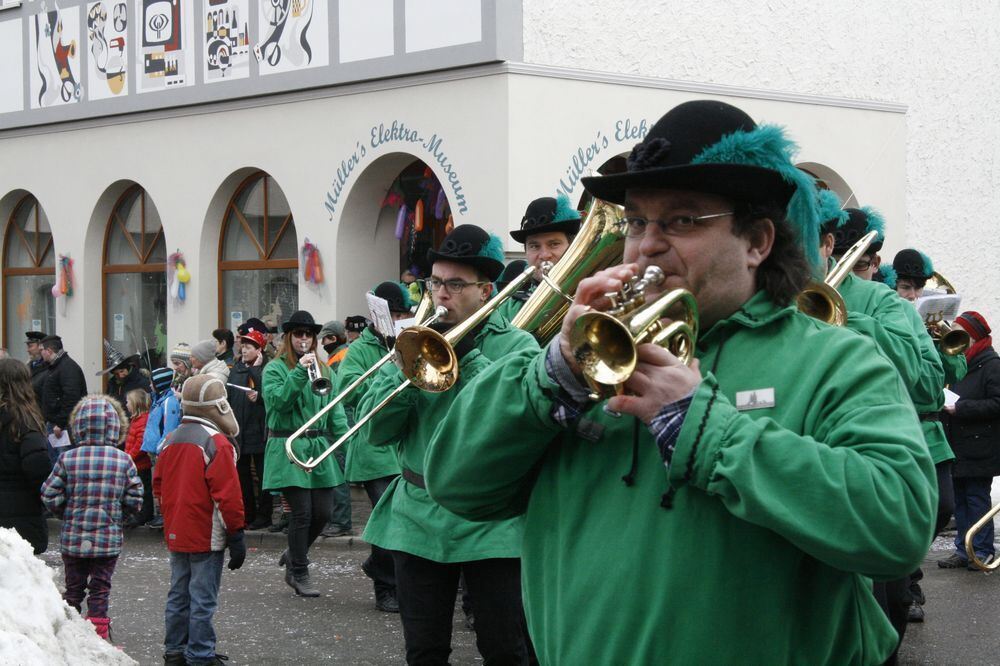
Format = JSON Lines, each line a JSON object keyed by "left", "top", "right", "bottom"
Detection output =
{"left": 956, "top": 311, "right": 991, "bottom": 341}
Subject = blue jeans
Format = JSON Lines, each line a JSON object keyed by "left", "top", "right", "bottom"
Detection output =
{"left": 328, "top": 446, "right": 352, "bottom": 531}
{"left": 164, "top": 551, "right": 225, "bottom": 665}
{"left": 953, "top": 476, "right": 995, "bottom": 559}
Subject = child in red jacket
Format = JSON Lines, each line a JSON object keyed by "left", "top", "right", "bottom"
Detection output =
{"left": 124, "top": 388, "right": 153, "bottom": 527}
{"left": 153, "top": 374, "right": 245, "bottom": 666}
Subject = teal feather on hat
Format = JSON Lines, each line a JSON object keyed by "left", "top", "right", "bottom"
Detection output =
{"left": 692, "top": 124, "right": 823, "bottom": 272}
{"left": 478, "top": 233, "right": 505, "bottom": 265}
{"left": 817, "top": 189, "right": 849, "bottom": 227}
{"left": 879, "top": 265, "right": 898, "bottom": 288}
{"left": 917, "top": 250, "right": 934, "bottom": 277}
{"left": 553, "top": 193, "right": 581, "bottom": 223}
{"left": 859, "top": 206, "right": 886, "bottom": 244}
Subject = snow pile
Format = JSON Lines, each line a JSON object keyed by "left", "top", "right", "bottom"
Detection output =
{"left": 0, "top": 528, "right": 136, "bottom": 665}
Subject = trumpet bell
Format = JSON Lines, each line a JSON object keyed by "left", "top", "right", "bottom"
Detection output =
{"left": 311, "top": 376, "right": 333, "bottom": 396}
{"left": 796, "top": 281, "right": 848, "bottom": 326}
{"left": 929, "top": 320, "right": 971, "bottom": 356}
{"left": 394, "top": 327, "right": 459, "bottom": 393}
{"left": 570, "top": 311, "right": 637, "bottom": 391}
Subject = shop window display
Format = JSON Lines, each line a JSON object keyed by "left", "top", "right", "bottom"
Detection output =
{"left": 103, "top": 185, "right": 168, "bottom": 369}
{"left": 3, "top": 194, "right": 55, "bottom": 360}
{"left": 219, "top": 172, "right": 297, "bottom": 332}
{"left": 382, "top": 160, "right": 453, "bottom": 283}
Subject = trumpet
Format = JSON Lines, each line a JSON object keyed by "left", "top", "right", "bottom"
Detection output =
{"left": 569, "top": 266, "right": 699, "bottom": 400}
{"left": 922, "top": 272, "right": 970, "bottom": 356}
{"left": 286, "top": 265, "right": 536, "bottom": 472}
{"left": 965, "top": 503, "right": 1000, "bottom": 571}
{"left": 283, "top": 302, "right": 448, "bottom": 471}
{"left": 307, "top": 356, "right": 333, "bottom": 396}
{"left": 796, "top": 230, "right": 878, "bottom": 325}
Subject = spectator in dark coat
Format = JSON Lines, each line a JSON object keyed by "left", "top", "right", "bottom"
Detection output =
{"left": 229, "top": 329, "right": 270, "bottom": 529}
{"left": 98, "top": 340, "right": 149, "bottom": 415}
{"left": 0, "top": 358, "right": 52, "bottom": 553}
{"left": 213, "top": 328, "right": 236, "bottom": 368}
{"left": 940, "top": 311, "right": 1000, "bottom": 569}
{"left": 39, "top": 335, "right": 87, "bottom": 463}
{"left": 25, "top": 331, "right": 48, "bottom": 405}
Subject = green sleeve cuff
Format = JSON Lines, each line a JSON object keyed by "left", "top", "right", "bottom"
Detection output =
{"left": 668, "top": 374, "right": 739, "bottom": 490}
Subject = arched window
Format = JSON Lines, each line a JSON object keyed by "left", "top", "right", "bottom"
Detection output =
{"left": 381, "top": 160, "right": 452, "bottom": 279}
{"left": 219, "top": 172, "right": 298, "bottom": 331}
{"left": 3, "top": 194, "right": 55, "bottom": 361}
{"left": 103, "top": 185, "right": 167, "bottom": 369}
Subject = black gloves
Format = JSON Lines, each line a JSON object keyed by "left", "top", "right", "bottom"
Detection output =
{"left": 227, "top": 530, "right": 246, "bottom": 570}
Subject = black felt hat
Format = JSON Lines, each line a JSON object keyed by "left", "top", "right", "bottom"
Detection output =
{"left": 426, "top": 224, "right": 505, "bottom": 281}
{"left": 581, "top": 100, "right": 796, "bottom": 209}
{"left": 373, "top": 281, "right": 413, "bottom": 314}
{"left": 496, "top": 259, "right": 529, "bottom": 291}
{"left": 345, "top": 315, "right": 370, "bottom": 333}
{"left": 892, "top": 249, "right": 933, "bottom": 280}
{"left": 25, "top": 331, "right": 45, "bottom": 343}
{"left": 831, "top": 209, "right": 885, "bottom": 255}
{"left": 281, "top": 310, "right": 322, "bottom": 335}
{"left": 510, "top": 195, "right": 582, "bottom": 243}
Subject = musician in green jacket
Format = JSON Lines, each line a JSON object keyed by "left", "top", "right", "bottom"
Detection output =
{"left": 359, "top": 224, "right": 538, "bottom": 664}
{"left": 424, "top": 101, "right": 937, "bottom": 665}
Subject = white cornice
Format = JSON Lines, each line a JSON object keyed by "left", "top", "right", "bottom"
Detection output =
{"left": 0, "top": 61, "right": 906, "bottom": 139}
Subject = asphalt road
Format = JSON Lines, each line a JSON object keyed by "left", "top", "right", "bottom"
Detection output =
{"left": 38, "top": 524, "right": 998, "bottom": 665}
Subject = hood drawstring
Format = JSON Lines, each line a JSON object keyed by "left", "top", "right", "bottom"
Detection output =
{"left": 621, "top": 417, "right": 640, "bottom": 487}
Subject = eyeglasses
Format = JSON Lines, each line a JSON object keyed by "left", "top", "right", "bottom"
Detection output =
{"left": 623, "top": 211, "right": 734, "bottom": 238}
{"left": 423, "top": 278, "right": 490, "bottom": 294}
{"left": 851, "top": 259, "right": 873, "bottom": 272}
{"left": 289, "top": 329, "right": 313, "bottom": 338}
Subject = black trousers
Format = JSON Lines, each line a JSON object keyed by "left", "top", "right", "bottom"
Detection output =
{"left": 363, "top": 475, "right": 397, "bottom": 595}
{"left": 136, "top": 467, "right": 154, "bottom": 524}
{"left": 392, "top": 552, "right": 531, "bottom": 666}
{"left": 282, "top": 486, "right": 333, "bottom": 576}
{"left": 237, "top": 453, "right": 272, "bottom": 525}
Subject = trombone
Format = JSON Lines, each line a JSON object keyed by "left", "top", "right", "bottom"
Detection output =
{"left": 965, "top": 504, "right": 1000, "bottom": 571}
{"left": 286, "top": 265, "right": 536, "bottom": 472}
{"left": 569, "top": 266, "right": 699, "bottom": 400}
{"left": 283, "top": 302, "right": 448, "bottom": 471}
{"left": 796, "top": 230, "right": 878, "bottom": 325}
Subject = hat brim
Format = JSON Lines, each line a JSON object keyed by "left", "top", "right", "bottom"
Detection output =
{"left": 97, "top": 354, "right": 140, "bottom": 376}
{"left": 281, "top": 322, "right": 322, "bottom": 335}
{"left": 581, "top": 163, "right": 795, "bottom": 209}
{"left": 426, "top": 253, "right": 504, "bottom": 282}
{"left": 238, "top": 335, "right": 262, "bottom": 347}
{"left": 510, "top": 219, "right": 582, "bottom": 244}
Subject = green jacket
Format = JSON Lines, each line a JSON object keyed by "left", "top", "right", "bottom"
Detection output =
{"left": 336, "top": 328, "right": 401, "bottom": 482}
{"left": 261, "top": 357, "right": 348, "bottom": 490}
{"left": 940, "top": 345, "right": 967, "bottom": 387}
{"left": 425, "top": 291, "right": 937, "bottom": 665}
{"left": 840, "top": 275, "right": 954, "bottom": 464}
{"left": 494, "top": 283, "right": 534, "bottom": 323}
{"left": 360, "top": 314, "right": 537, "bottom": 562}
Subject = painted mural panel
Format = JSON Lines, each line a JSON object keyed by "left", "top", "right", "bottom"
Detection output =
{"left": 135, "top": 0, "right": 194, "bottom": 93}
{"left": 204, "top": 0, "right": 250, "bottom": 83}
{"left": 29, "top": 7, "right": 82, "bottom": 108}
{"left": 0, "top": 19, "right": 24, "bottom": 114}
{"left": 87, "top": 2, "right": 128, "bottom": 100}
{"left": 256, "top": 0, "right": 329, "bottom": 76}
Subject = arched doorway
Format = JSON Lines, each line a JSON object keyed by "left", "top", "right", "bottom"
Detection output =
{"left": 102, "top": 185, "right": 168, "bottom": 369}
{"left": 218, "top": 171, "right": 298, "bottom": 332}
{"left": 382, "top": 159, "right": 454, "bottom": 280}
{"left": 2, "top": 194, "right": 55, "bottom": 360}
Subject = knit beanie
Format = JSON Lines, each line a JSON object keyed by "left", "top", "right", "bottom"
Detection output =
{"left": 151, "top": 367, "right": 174, "bottom": 395}
{"left": 191, "top": 340, "right": 216, "bottom": 364}
{"left": 169, "top": 343, "right": 192, "bottom": 368}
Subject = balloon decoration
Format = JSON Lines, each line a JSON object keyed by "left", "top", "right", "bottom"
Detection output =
{"left": 53, "top": 254, "right": 74, "bottom": 299}
{"left": 301, "top": 238, "right": 324, "bottom": 285}
{"left": 168, "top": 251, "right": 191, "bottom": 303}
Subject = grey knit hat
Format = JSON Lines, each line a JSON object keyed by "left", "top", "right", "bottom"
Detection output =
{"left": 191, "top": 339, "right": 216, "bottom": 364}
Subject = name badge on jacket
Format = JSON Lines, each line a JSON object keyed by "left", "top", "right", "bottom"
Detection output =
{"left": 735, "top": 388, "right": 775, "bottom": 411}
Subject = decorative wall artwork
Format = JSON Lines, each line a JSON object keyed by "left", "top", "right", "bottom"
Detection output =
{"left": 87, "top": 2, "right": 129, "bottom": 100}
{"left": 135, "top": 0, "right": 194, "bottom": 93}
{"left": 0, "top": 19, "right": 24, "bottom": 114}
{"left": 29, "top": 7, "right": 82, "bottom": 108}
{"left": 204, "top": 0, "right": 250, "bottom": 83}
{"left": 256, "top": 0, "right": 329, "bottom": 76}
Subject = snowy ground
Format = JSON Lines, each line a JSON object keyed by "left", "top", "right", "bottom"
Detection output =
{"left": 0, "top": 528, "right": 137, "bottom": 665}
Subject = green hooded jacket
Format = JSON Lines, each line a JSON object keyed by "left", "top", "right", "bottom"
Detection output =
{"left": 840, "top": 274, "right": 954, "bottom": 464}
{"left": 360, "top": 313, "right": 537, "bottom": 562}
{"left": 261, "top": 356, "right": 348, "bottom": 490}
{"left": 425, "top": 291, "right": 937, "bottom": 665}
{"left": 336, "top": 327, "right": 402, "bottom": 482}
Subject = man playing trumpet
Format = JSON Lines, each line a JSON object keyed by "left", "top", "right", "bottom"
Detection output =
{"left": 357, "top": 224, "right": 538, "bottom": 664}
{"left": 424, "top": 100, "right": 937, "bottom": 664}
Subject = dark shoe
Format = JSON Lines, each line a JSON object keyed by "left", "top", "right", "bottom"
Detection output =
{"left": 247, "top": 516, "right": 272, "bottom": 531}
{"left": 268, "top": 512, "right": 290, "bottom": 533}
{"left": 967, "top": 553, "right": 995, "bottom": 570}
{"left": 289, "top": 573, "right": 321, "bottom": 597}
{"left": 163, "top": 653, "right": 186, "bottom": 665}
{"left": 937, "top": 553, "right": 968, "bottom": 569}
{"left": 321, "top": 524, "right": 353, "bottom": 538}
{"left": 375, "top": 590, "right": 399, "bottom": 613}
{"left": 909, "top": 582, "right": 925, "bottom": 606}
{"left": 907, "top": 602, "right": 924, "bottom": 623}
{"left": 147, "top": 516, "right": 164, "bottom": 529}
{"left": 278, "top": 549, "right": 288, "bottom": 568}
